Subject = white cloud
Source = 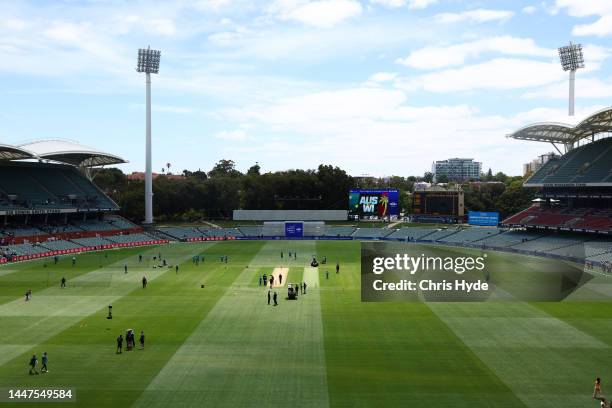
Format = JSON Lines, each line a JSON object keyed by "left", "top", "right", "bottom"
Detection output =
{"left": 368, "top": 72, "right": 398, "bottom": 82}
{"left": 523, "top": 77, "right": 612, "bottom": 99}
{"left": 397, "top": 36, "right": 554, "bottom": 70}
{"left": 269, "top": 0, "right": 362, "bottom": 28}
{"left": 396, "top": 58, "right": 565, "bottom": 93}
{"left": 113, "top": 15, "right": 177, "bottom": 36}
{"left": 522, "top": 5, "right": 537, "bottom": 14}
{"left": 370, "top": 0, "right": 437, "bottom": 9}
{"left": 554, "top": 0, "right": 612, "bottom": 17}
{"left": 573, "top": 15, "right": 612, "bottom": 37}
{"left": 214, "top": 129, "right": 249, "bottom": 141}
{"left": 435, "top": 9, "right": 514, "bottom": 24}
{"left": 555, "top": 0, "right": 612, "bottom": 37}
{"left": 217, "top": 86, "right": 602, "bottom": 175}
{"left": 193, "top": 0, "right": 233, "bottom": 11}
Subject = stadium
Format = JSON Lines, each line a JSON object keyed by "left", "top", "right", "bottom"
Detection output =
{"left": 0, "top": 104, "right": 610, "bottom": 407}
{"left": 1, "top": 5, "right": 612, "bottom": 407}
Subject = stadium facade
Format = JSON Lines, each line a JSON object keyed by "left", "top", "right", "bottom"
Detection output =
{"left": 503, "top": 107, "right": 612, "bottom": 234}
{"left": 0, "top": 140, "right": 167, "bottom": 262}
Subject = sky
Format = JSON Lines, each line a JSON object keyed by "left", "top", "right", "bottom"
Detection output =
{"left": 0, "top": 0, "right": 611, "bottom": 177}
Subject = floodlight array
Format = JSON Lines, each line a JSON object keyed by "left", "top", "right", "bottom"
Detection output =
{"left": 136, "top": 48, "right": 161, "bottom": 74}
{"left": 558, "top": 43, "right": 584, "bottom": 71}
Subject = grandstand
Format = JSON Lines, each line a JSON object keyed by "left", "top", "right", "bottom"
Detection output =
{"left": 351, "top": 227, "right": 393, "bottom": 239}
{"left": 0, "top": 140, "right": 173, "bottom": 262}
{"left": 386, "top": 227, "right": 436, "bottom": 241}
{"left": 324, "top": 226, "right": 356, "bottom": 237}
{"left": 505, "top": 107, "right": 612, "bottom": 234}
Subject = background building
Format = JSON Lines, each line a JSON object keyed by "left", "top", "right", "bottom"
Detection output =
{"left": 432, "top": 158, "right": 482, "bottom": 182}
{"left": 522, "top": 152, "right": 558, "bottom": 176}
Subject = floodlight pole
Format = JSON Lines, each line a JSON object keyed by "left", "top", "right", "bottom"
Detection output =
{"left": 137, "top": 46, "right": 160, "bottom": 227}
{"left": 145, "top": 72, "right": 153, "bottom": 226}
{"left": 568, "top": 69, "right": 575, "bottom": 116}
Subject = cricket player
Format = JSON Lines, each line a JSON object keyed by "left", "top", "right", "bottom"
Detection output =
{"left": 41, "top": 352, "right": 48, "bottom": 373}
{"left": 595, "top": 378, "right": 605, "bottom": 403}
{"left": 29, "top": 354, "right": 38, "bottom": 375}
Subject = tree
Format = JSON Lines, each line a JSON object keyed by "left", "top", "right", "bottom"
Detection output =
{"left": 436, "top": 174, "right": 449, "bottom": 184}
{"left": 423, "top": 172, "right": 434, "bottom": 183}
{"left": 247, "top": 163, "right": 261, "bottom": 176}
{"left": 209, "top": 159, "right": 241, "bottom": 178}
{"left": 494, "top": 179, "right": 535, "bottom": 218}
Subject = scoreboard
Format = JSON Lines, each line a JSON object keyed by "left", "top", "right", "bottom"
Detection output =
{"left": 410, "top": 190, "right": 464, "bottom": 222}
{"left": 349, "top": 189, "right": 399, "bottom": 219}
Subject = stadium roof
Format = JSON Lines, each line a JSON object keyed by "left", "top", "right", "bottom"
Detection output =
{"left": 18, "top": 139, "right": 127, "bottom": 167}
{"left": 0, "top": 144, "right": 36, "bottom": 161}
{"left": 507, "top": 106, "right": 612, "bottom": 145}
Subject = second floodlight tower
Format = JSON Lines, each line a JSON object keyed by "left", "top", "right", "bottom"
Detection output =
{"left": 136, "top": 46, "right": 161, "bottom": 226}
{"left": 558, "top": 42, "right": 584, "bottom": 117}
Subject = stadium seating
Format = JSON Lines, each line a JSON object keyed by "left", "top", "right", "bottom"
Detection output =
{"left": 351, "top": 228, "right": 393, "bottom": 239}
{"left": 526, "top": 138, "right": 612, "bottom": 185}
{"left": 0, "top": 163, "right": 117, "bottom": 210}
{"left": 420, "top": 228, "right": 460, "bottom": 241}
{"left": 588, "top": 251, "right": 612, "bottom": 264}
{"left": 503, "top": 206, "right": 612, "bottom": 232}
{"left": 510, "top": 235, "right": 586, "bottom": 252}
{"left": 104, "top": 215, "right": 139, "bottom": 230}
{"left": 39, "top": 239, "right": 82, "bottom": 251}
{"left": 210, "top": 228, "right": 243, "bottom": 237}
{"left": 157, "top": 227, "right": 206, "bottom": 240}
{"left": 304, "top": 223, "right": 325, "bottom": 237}
{"left": 238, "top": 226, "right": 263, "bottom": 237}
{"left": 0, "top": 227, "right": 48, "bottom": 237}
{"left": 324, "top": 226, "right": 356, "bottom": 237}
{"left": 1, "top": 243, "right": 50, "bottom": 257}
{"left": 386, "top": 227, "right": 437, "bottom": 241}
{"left": 70, "top": 237, "right": 113, "bottom": 247}
{"left": 71, "top": 219, "right": 120, "bottom": 232}
{"left": 438, "top": 227, "right": 501, "bottom": 244}
{"left": 261, "top": 223, "right": 284, "bottom": 236}
{"left": 477, "top": 230, "right": 545, "bottom": 248}
{"left": 105, "top": 233, "right": 155, "bottom": 244}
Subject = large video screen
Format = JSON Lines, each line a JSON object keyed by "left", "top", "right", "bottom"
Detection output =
{"left": 468, "top": 211, "right": 499, "bottom": 226}
{"left": 349, "top": 189, "right": 399, "bottom": 218}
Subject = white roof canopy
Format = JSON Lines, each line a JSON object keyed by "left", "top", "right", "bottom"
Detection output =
{"left": 507, "top": 107, "right": 612, "bottom": 145}
{"left": 0, "top": 144, "right": 36, "bottom": 161}
{"left": 17, "top": 139, "right": 127, "bottom": 167}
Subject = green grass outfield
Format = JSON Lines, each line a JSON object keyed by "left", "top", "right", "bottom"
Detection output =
{"left": 0, "top": 240, "right": 611, "bottom": 407}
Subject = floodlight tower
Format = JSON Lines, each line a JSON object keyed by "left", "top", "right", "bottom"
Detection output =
{"left": 558, "top": 42, "right": 584, "bottom": 117}
{"left": 136, "top": 46, "right": 161, "bottom": 226}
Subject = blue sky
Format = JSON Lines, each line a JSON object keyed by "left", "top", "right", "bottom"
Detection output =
{"left": 0, "top": 0, "right": 611, "bottom": 176}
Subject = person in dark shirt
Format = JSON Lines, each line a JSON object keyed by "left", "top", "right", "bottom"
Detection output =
{"left": 116, "top": 334, "right": 123, "bottom": 354}
{"left": 273, "top": 291, "right": 278, "bottom": 306}
{"left": 61, "top": 277, "right": 66, "bottom": 288}
{"left": 142, "top": 276, "right": 147, "bottom": 289}
{"left": 139, "top": 331, "right": 145, "bottom": 349}
{"left": 267, "top": 290, "right": 271, "bottom": 305}
{"left": 41, "top": 352, "right": 48, "bottom": 373}
{"left": 29, "top": 354, "right": 38, "bottom": 375}
{"left": 303, "top": 282, "right": 307, "bottom": 294}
